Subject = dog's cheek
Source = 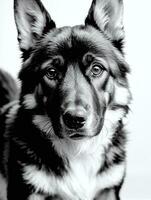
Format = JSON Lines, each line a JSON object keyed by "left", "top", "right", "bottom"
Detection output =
{"left": 22, "top": 93, "right": 38, "bottom": 110}
{"left": 102, "top": 77, "right": 115, "bottom": 106}
{"left": 83, "top": 86, "right": 103, "bottom": 135}
{"left": 43, "top": 86, "right": 63, "bottom": 127}
{"left": 21, "top": 80, "right": 58, "bottom": 112}
{"left": 113, "top": 82, "right": 131, "bottom": 106}
{"left": 38, "top": 79, "right": 58, "bottom": 107}
{"left": 86, "top": 76, "right": 113, "bottom": 135}
{"left": 34, "top": 83, "right": 63, "bottom": 138}
{"left": 91, "top": 82, "right": 107, "bottom": 117}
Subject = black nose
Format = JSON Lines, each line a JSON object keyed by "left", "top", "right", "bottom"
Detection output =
{"left": 63, "top": 109, "right": 86, "bottom": 130}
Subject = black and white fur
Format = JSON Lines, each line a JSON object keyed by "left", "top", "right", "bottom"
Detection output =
{"left": 0, "top": 0, "right": 131, "bottom": 199}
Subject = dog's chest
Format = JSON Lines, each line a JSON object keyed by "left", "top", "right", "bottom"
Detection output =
{"left": 23, "top": 153, "right": 103, "bottom": 200}
{"left": 65, "top": 154, "right": 102, "bottom": 199}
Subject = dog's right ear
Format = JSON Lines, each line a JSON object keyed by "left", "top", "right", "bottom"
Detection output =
{"left": 14, "top": 0, "right": 56, "bottom": 52}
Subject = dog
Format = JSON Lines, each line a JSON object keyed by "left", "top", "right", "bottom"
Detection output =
{"left": 0, "top": 0, "right": 131, "bottom": 199}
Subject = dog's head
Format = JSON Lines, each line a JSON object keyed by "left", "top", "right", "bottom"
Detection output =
{"left": 14, "top": 0, "right": 131, "bottom": 142}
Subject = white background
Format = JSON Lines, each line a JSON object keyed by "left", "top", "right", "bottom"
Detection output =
{"left": 0, "top": 0, "right": 151, "bottom": 199}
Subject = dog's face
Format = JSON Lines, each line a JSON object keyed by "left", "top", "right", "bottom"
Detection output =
{"left": 29, "top": 26, "right": 110, "bottom": 139}
{"left": 14, "top": 0, "right": 131, "bottom": 141}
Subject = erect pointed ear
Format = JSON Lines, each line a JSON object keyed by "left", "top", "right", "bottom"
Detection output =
{"left": 85, "top": 0, "right": 124, "bottom": 50}
{"left": 14, "top": 0, "right": 56, "bottom": 52}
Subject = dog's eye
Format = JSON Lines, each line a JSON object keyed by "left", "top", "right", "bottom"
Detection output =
{"left": 91, "top": 64, "right": 104, "bottom": 77}
{"left": 45, "top": 67, "right": 58, "bottom": 79}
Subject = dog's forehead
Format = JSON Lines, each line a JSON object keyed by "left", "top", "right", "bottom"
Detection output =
{"left": 39, "top": 25, "right": 113, "bottom": 60}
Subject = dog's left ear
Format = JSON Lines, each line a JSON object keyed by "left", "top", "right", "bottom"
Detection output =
{"left": 85, "top": 0, "right": 124, "bottom": 50}
{"left": 14, "top": 0, "right": 56, "bottom": 52}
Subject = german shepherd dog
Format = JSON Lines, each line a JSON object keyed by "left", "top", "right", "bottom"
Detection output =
{"left": 0, "top": 0, "right": 131, "bottom": 199}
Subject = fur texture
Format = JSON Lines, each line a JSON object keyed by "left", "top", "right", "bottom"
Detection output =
{"left": 0, "top": 0, "right": 131, "bottom": 199}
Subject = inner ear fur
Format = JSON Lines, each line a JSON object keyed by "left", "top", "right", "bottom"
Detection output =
{"left": 85, "top": 0, "right": 125, "bottom": 51}
{"left": 14, "top": 0, "right": 56, "bottom": 52}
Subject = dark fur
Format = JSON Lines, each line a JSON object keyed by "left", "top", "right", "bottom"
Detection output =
{"left": 0, "top": 0, "right": 131, "bottom": 200}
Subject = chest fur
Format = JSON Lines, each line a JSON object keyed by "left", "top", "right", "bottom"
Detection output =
{"left": 23, "top": 153, "right": 103, "bottom": 200}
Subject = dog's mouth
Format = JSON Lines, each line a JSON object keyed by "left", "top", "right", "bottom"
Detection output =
{"left": 69, "top": 133, "right": 86, "bottom": 140}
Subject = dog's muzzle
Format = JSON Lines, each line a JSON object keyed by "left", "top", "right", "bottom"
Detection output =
{"left": 62, "top": 107, "right": 87, "bottom": 130}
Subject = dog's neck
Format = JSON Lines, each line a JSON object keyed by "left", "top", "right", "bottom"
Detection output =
{"left": 52, "top": 134, "right": 104, "bottom": 159}
{"left": 52, "top": 135, "right": 105, "bottom": 180}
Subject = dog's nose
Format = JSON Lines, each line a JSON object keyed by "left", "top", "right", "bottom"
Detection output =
{"left": 63, "top": 109, "right": 87, "bottom": 130}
